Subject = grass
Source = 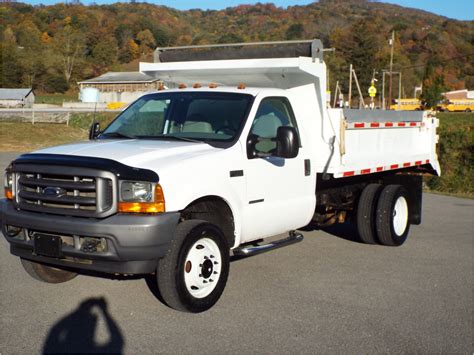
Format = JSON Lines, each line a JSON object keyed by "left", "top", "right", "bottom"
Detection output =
{"left": 35, "top": 92, "right": 79, "bottom": 105}
{"left": 424, "top": 112, "right": 473, "bottom": 198}
{"left": 0, "top": 112, "right": 117, "bottom": 152}
{"left": 0, "top": 122, "right": 88, "bottom": 151}
{"left": 0, "top": 111, "right": 472, "bottom": 197}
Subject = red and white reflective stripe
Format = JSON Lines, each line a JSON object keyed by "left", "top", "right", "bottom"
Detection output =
{"left": 341, "top": 159, "right": 430, "bottom": 177}
{"left": 346, "top": 121, "right": 422, "bottom": 129}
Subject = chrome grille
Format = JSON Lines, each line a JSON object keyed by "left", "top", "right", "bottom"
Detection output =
{"left": 14, "top": 167, "right": 116, "bottom": 218}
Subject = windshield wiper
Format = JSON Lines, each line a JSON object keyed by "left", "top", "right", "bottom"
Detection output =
{"left": 100, "top": 132, "right": 136, "bottom": 139}
{"left": 137, "top": 135, "right": 204, "bottom": 143}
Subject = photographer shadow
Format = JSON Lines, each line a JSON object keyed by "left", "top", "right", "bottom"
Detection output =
{"left": 42, "top": 297, "right": 124, "bottom": 354}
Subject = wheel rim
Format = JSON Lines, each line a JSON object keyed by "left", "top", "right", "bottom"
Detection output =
{"left": 183, "top": 237, "right": 222, "bottom": 299}
{"left": 392, "top": 196, "right": 408, "bottom": 236}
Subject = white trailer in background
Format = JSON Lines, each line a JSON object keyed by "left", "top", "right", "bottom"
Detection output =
{"left": 2, "top": 40, "right": 440, "bottom": 312}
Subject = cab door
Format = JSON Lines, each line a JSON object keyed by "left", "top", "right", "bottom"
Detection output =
{"left": 241, "top": 97, "right": 315, "bottom": 243}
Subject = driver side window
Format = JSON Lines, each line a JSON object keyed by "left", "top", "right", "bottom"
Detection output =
{"left": 250, "top": 97, "right": 296, "bottom": 154}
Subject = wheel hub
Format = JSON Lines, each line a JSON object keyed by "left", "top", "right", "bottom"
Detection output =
{"left": 184, "top": 237, "right": 222, "bottom": 299}
{"left": 393, "top": 196, "right": 408, "bottom": 236}
{"left": 201, "top": 259, "right": 213, "bottom": 279}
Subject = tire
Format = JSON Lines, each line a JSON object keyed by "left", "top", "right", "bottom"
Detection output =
{"left": 356, "top": 183, "right": 383, "bottom": 244}
{"left": 20, "top": 258, "right": 77, "bottom": 283}
{"left": 465, "top": 108, "right": 471, "bottom": 113}
{"left": 156, "top": 220, "right": 229, "bottom": 313}
{"left": 375, "top": 185, "right": 410, "bottom": 246}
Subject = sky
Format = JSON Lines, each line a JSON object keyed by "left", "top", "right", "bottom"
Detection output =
{"left": 18, "top": 0, "right": 474, "bottom": 21}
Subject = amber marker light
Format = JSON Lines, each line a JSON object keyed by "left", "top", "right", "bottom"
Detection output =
{"left": 118, "top": 184, "right": 165, "bottom": 214}
{"left": 4, "top": 168, "right": 13, "bottom": 200}
{"left": 5, "top": 188, "right": 13, "bottom": 200}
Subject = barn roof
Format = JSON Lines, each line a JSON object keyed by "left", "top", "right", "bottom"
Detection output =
{"left": 78, "top": 72, "right": 158, "bottom": 84}
{"left": 0, "top": 88, "right": 33, "bottom": 100}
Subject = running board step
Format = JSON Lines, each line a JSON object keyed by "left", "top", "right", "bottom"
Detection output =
{"left": 233, "top": 231, "right": 304, "bottom": 257}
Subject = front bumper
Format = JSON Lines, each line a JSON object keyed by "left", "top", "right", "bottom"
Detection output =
{"left": 0, "top": 199, "right": 180, "bottom": 274}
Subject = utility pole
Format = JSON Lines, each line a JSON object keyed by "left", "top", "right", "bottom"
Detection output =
{"left": 348, "top": 64, "right": 353, "bottom": 108}
{"left": 388, "top": 31, "right": 395, "bottom": 109}
{"left": 382, "top": 70, "right": 386, "bottom": 110}
{"left": 398, "top": 72, "right": 402, "bottom": 110}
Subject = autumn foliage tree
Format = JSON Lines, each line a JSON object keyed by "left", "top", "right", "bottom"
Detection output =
{"left": 53, "top": 19, "right": 86, "bottom": 84}
{"left": 0, "top": 0, "right": 471, "bottom": 95}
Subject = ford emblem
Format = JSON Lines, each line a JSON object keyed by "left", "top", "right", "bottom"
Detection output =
{"left": 43, "top": 187, "right": 67, "bottom": 197}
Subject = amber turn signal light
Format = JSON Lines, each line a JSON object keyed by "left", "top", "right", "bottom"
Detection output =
{"left": 118, "top": 184, "right": 165, "bottom": 214}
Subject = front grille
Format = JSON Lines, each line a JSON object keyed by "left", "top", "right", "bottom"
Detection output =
{"left": 14, "top": 165, "right": 116, "bottom": 218}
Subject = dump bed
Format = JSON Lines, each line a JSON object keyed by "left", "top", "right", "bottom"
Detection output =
{"left": 322, "top": 109, "right": 440, "bottom": 178}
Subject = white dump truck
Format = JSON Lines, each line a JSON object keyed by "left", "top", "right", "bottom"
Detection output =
{"left": 1, "top": 40, "right": 440, "bottom": 312}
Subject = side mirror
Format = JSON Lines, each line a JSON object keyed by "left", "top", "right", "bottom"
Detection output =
{"left": 89, "top": 122, "right": 100, "bottom": 140}
{"left": 275, "top": 126, "right": 299, "bottom": 158}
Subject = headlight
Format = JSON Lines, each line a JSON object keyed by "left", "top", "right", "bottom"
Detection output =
{"left": 4, "top": 166, "right": 13, "bottom": 200}
{"left": 119, "top": 181, "right": 165, "bottom": 213}
{"left": 121, "top": 181, "right": 153, "bottom": 202}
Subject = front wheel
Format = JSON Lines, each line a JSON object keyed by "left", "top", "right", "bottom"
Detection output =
{"left": 376, "top": 185, "right": 410, "bottom": 246}
{"left": 156, "top": 220, "right": 229, "bottom": 313}
{"left": 21, "top": 258, "right": 77, "bottom": 283}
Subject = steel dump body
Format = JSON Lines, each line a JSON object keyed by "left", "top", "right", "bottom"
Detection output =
{"left": 324, "top": 108, "right": 440, "bottom": 178}
{"left": 140, "top": 56, "right": 440, "bottom": 179}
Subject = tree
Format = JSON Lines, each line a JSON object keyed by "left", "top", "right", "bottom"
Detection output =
{"left": 53, "top": 22, "right": 86, "bottom": 83}
{"left": 286, "top": 23, "right": 304, "bottom": 40}
{"left": 41, "top": 32, "right": 52, "bottom": 44}
{"left": 420, "top": 60, "right": 445, "bottom": 109}
{"left": 45, "top": 74, "right": 69, "bottom": 93}
{"left": 136, "top": 29, "right": 156, "bottom": 55}
{"left": 91, "top": 37, "right": 118, "bottom": 75}
{"left": 332, "top": 19, "right": 383, "bottom": 90}
{"left": 0, "top": 43, "right": 23, "bottom": 87}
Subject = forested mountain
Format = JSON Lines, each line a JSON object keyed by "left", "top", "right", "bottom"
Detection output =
{"left": 1, "top": 0, "right": 472, "bottom": 97}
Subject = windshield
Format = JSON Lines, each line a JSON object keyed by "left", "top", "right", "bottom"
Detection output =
{"left": 101, "top": 92, "right": 253, "bottom": 145}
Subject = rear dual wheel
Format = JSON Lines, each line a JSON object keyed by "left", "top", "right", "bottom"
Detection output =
{"left": 376, "top": 185, "right": 410, "bottom": 246}
{"left": 356, "top": 183, "right": 383, "bottom": 244}
{"left": 357, "top": 184, "right": 410, "bottom": 246}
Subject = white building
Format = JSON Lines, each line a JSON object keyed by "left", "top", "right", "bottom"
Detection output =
{"left": 77, "top": 72, "right": 161, "bottom": 104}
{"left": 0, "top": 88, "right": 35, "bottom": 108}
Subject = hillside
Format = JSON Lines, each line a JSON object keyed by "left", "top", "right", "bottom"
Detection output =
{"left": 0, "top": 0, "right": 472, "bottom": 97}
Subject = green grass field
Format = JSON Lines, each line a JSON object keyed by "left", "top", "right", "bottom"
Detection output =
{"left": 425, "top": 112, "right": 473, "bottom": 197}
{"left": 0, "top": 112, "right": 116, "bottom": 151}
{"left": 35, "top": 93, "right": 79, "bottom": 105}
{"left": 0, "top": 112, "right": 472, "bottom": 197}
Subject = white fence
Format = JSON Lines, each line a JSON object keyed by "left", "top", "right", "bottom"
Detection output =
{"left": 0, "top": 108, "right": 121, "bottom": 125}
